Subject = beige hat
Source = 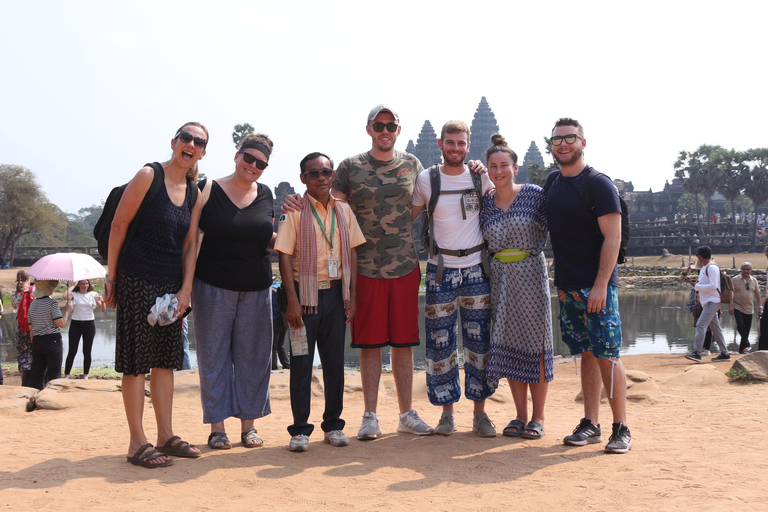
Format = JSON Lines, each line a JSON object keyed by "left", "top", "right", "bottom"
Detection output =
{"left": 33, "top": 280, "right": 59, "bottom": 298}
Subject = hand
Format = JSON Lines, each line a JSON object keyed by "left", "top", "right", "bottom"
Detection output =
{"left": 173, "top": 289, "right": 191, "bottom": 318}
{"left": 345, "top": 300, "right": 356, "bottom": 325}
{"left": 587, "top": 286, "right": 607, "bottom": 314}
{"left": 728, "top": 306, "right": 734, "bottom": 316}
{"left": 65, "top": 304, "right": 73, "bottom": 314}
{"left": 104, "top": 280, "right": 117, "bottom": 309}
{"left": 281, "top": 193, "right": 303, "bottom": 213}
{"left": 285, "top": 297, "right": 303, "bottom": 329}
{"left": 467, "top": 160, "right": 487, "bottom": 174}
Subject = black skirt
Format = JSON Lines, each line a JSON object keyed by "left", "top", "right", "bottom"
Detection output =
{"left": 115, "top": 271, "right": 183, "bottom": 375}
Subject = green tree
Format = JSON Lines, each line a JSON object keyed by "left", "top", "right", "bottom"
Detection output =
{"left": 744, "top": 148, "right": 768, "bottom": 252}
{"left": 0, "top": 164, "right": 60, "bottom": 264}
{"left": 677, "top": 193, "right": 707, "bottom": 215}
{"left": 232, "top": 123, "right": 255, "bottom": 147}
{"left": 674, "top": 149, "right": 707, "bottom": 237}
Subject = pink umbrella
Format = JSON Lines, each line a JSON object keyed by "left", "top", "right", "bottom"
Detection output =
{"left": 28, "top": 253, "right": 106, "bottom": 282}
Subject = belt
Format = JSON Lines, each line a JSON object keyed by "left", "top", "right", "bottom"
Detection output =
{"left": 318, "top": 280, "right": 342, "bottom": 290}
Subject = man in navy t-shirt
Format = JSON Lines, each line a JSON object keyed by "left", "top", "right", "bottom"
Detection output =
{"left": 545, "top": 117, "right": 632, "bottom": 454}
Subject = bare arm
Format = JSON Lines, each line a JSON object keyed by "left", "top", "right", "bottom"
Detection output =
{"left": 53, "top": 304, "right": 72, "bottom": 328}
{"left": 346, "top": 248, "right": 358, "bottom": 324}
{"left": 104, "top": 166, "right": 155, "bottom": 308}
{"left": 174, "top": 187, "right": 203, "bottom": 318}
{"left": 268, "top": 231, "right": 277, "bottom": 251}
{"left": 588, "top": 212, "right": 621, "bottom": 313}
{"left": 412, "top": 203, "right": 425, "bottom": 222}
{"left": 95, "top": 293, "right": 106, "bottom": 313}
{"left": 278, "top": 252, "right": 302, "bottom": 329}
{"left": 63, "top": 286, "right": 75, "bottom": 301}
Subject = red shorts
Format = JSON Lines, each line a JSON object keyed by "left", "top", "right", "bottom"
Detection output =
{"left": 351, "top": 267, "right": 421, "bottom": 348}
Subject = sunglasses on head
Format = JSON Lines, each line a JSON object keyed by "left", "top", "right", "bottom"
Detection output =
{"left": 240, "top": 151, "right": 268, "bottom": 170}
{"left": 551, "top": 134, "right": 582, "bottom": 146}
{"left": 303, "top": 169, "right": 334, "bottom": 180}
{"left": 175, "top": 130, "right": 207, "bottom": 149}
{"left": 369, "top": 122, "right": 399, "bottom": 133}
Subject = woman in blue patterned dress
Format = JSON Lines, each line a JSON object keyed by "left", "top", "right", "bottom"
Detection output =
{"left": 479, "top": 134, "right": 553, "bottom": 440}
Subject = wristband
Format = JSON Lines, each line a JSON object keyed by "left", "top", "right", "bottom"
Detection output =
{"left": 105, "top": 277, "right": 117, "bottom": 286}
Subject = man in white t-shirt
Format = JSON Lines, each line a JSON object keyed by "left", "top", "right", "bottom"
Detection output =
{"left": 685, "top": 246, "right": 730, "bottom": 363}
{"left": 412, "top": 120, "right": 496, "bottom": 437}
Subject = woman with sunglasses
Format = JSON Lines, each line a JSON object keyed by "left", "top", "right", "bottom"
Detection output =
{"left": 62, "top": 279, "right": 106, "bottom": 379}
{"left": 192, "top": 133, "right": 276, "bottom": 450}
{"left": 104, "top": 122, "right": 206, "bottom": 468}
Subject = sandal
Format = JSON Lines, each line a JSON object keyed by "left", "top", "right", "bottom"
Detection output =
{"left": 241, "top": 429, "right": 264, "bottom": 448}
{"left": 503, "top": 419, "right": 525, "bottom": 437}
{"left": 520, "top": 420, "right": 545, "bottom": 440}
{"left": 208, "top": 431, "right": 231, "bottom": 450}
{"left": 127, "top": 443, "right": 173, "bottom": 469}
{"left": 158, "top": 436, "right": 202, "bottom": 458}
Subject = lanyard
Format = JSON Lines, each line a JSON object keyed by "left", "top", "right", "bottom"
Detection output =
{"left": 310, "top": 202, "right": 335, "bottom": 253}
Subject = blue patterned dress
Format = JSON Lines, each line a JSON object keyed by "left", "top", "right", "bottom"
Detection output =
{"left": 480, "top": 184, "right": 554, "bottom": 385}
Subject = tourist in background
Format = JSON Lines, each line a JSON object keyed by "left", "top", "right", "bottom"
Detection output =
{"left": 192, "top": 133, "right": 276, "bottom": 451}
{"left": 28, "top": 280, "right": 71, "bottom": 390}
{"left": 684, "top": 246, "right": 729, "bottom": 363}
{"left": 480, "top": 134, "right": 553, "bottom": 440}
{"left": 11, "top": 270, "right": 33, "bottom": 387}
{"left": 62, "top": 279, "right": 106, "bottom": 379}
{"left": 759, "top": 245, "right": 768, "bottom": 351}
{"left": 104, "top": 121, "right": 206, "bottom": 468}
{"left": 729, "top": 262, "right": 761, "bottom": 354}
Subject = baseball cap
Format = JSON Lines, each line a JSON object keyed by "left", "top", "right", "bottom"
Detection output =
{"left": 367, "top": 104, "right": 399, "bottom": 124}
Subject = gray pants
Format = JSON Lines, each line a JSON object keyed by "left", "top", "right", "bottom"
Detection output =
{"left": 694, "top": 301, "right": 727, "bottom": 355}
{"left": 192, "top": 278, "right": 273, "bottom": 424}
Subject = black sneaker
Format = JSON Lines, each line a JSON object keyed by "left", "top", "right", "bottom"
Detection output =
{"left": 563, "top": 418, "right": 602, "bottom": 446}
{"left": 604, "top": 422, "right": 632, "bottom": 454}
{"left": 684, "top": 351, "right": 701, "bottom": 363}
{"left": 711, "top": 353, "right": 731, "bottom": 362}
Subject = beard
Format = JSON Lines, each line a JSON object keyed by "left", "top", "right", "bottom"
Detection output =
{"left": 443, "top": 151, "right": 466, "bottom": 166}
{"left": 553, "top": 145, "right": 583, "bottom": 167}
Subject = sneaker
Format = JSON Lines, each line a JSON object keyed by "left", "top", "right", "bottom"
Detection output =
{"left": 324, "top": 430, "right": 349, "bottom": 447}
{"left": 435, "top": 411, "right": 457, "bottom": 436}
{"left": 604, "top": 422, "right": 632, "bottom": 454}
{"left": 289, "top": 434, "right": 309, "bottom": 452}
{"left": 473, "top": 412, "right": 497, "bottom": 437}
{"left": 700, "top": 350, "right": 711, "bottom": 356}
{"left": 357, "top": 412, "right": 381, "bottom": 440}
{"left": 684, "top": 351, "right": 701, "bottom": 363}
{"left": 397, "top": 409, "right": 435, "bottom": 436}
{"left": 711, "top": 353, "right": 731, "bottom": 362}
{"left": 563, "top": 418, "right": 602, "bottom": 446}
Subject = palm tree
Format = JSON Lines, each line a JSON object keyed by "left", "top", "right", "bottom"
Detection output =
{"left": 744, "top": 148, "right": 768, "bottom": 252}
{"left": 674, "top": 150, "right": 705, "bottom": 238}
{"left": 714, "top": 148, "right": 748, "bottom": 252}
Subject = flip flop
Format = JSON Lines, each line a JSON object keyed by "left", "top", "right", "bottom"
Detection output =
{"left": 127, "top": 443, "right": 173, "bottom": 469}
{"left": 503, "top": 419, "right": 526, "bottom": 437}
{"left": 158, "top": 436, "right": 201, "bottom": 458}
{"left": 520, "top": 421, "right": 545, "bottom": 440}
{"left": 208, "top": 431, "right": 231, "bottom": 450}
{"left": 241, "top": 429, "right": 264, "bottom": 448}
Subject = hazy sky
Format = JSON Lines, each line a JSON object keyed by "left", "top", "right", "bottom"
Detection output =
{"left": 2, "top": 1, "right": 766, "bottom": 214}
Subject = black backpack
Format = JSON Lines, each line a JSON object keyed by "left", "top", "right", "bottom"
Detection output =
{"left": 420, "top": 164, "right": 489, "bottom": 283}
{"left": 544, "top": 168, "right": 630, "bottom": 264}
{"left": 93, "top": 162, "right": 197, "bottom": 259}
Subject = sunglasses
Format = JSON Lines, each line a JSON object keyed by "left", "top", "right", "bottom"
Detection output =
{"left": 551, "top": 134, "right": 582, "bottom": 146}
{"left": 369, "top": 122, "right": 399, "bottom": 133}
{"left": 175, "top": 130, "right": 208, "bottom": 149}
{"left": 240, "top": 151, "right": 268, "bottom": 170}
{"left": 303, "top": 169, "right": 334, "bottom": 180}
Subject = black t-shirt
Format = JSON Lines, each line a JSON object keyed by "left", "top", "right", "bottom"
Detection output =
{"left": 196, "top": 180, "right": 274, "bottom": 291}
{"left": 545, "top": 166, "right": 621, "bottom": 289}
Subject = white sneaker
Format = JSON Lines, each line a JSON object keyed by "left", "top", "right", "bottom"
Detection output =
{"left": 397, "top": 409, "right": 435, "bottom": 436}
{"left": 701, "top": 350, "right": 711, "bottom": 356}
{"left": 324, "top": 430, "right": 349, "bottom": 447}
{"left": 289, "top": 434, "right": 309, "bottom": 452}
{"left": 435, "top": 411, "right": 457, "bottom": 436}
{"left": 357, "top": 412, "right": 381, "bottom": 440}
{"left": 473, "top": 412, "right": 497, "bottom": 437}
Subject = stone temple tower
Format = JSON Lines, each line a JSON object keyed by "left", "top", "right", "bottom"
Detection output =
{"left": 518, "top": 141, "right": 545, "bottom": 184}
{"left": 468, "top": 96, "right": 500, "bottom": 164}
{"left": 412, "top": 120, "right": 442, "bottom": 168}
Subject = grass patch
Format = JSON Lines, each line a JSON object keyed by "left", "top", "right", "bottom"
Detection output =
{"left": 725, "top": 367, "right": 760, "bottom": 384}
{"left": 1, "top": 363, "right": 121, "bottom": 380}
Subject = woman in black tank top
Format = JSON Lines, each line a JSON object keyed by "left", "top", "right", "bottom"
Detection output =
{"left": 104, "top": 122, "right": 207, "bottom": 468}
